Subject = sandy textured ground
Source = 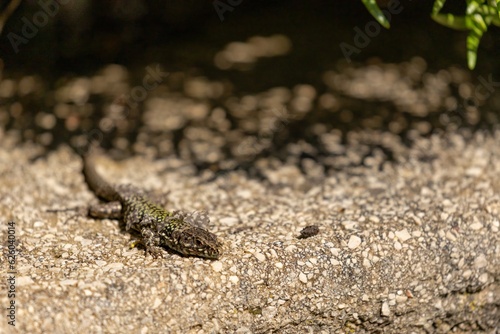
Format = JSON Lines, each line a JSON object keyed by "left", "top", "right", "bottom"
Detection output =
{"left": 0, "top": 129, "right": 498, "bottom": 333}
{"left": 2, "top": 2, "right": 499, "bottom": 332}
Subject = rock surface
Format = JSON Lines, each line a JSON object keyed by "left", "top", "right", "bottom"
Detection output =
{"left": 0, "top": 130, "right": 498, "bottom": 333}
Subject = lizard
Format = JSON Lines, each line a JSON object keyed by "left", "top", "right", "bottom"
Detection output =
{"left": 82, "top": 147, "right": 221, "bottom": 260}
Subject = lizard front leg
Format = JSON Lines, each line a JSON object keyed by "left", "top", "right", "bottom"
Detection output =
{"left": 140, "top": 227, "right": 164, "bottom": 258}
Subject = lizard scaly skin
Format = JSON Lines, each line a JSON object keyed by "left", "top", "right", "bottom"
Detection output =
{"left": 82, "top": 150, "right": 221, "bottom": 259}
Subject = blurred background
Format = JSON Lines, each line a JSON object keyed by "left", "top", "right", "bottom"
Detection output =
{"left": 0, "top": 0, "right": 499, "bottom": 175}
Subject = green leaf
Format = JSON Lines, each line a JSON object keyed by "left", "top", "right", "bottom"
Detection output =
{"left": 383, "top": 0, "right": 500, "bottom": 69}
{"left": 465, "top": 14, "right": 488, "bottom": 36}
{"left": 492, "top": 15, "right": 500, "bottom": 26}
{"left": 361, "top": 0, "right": 390, "bottom": 29}
{"left": 432, "top": 13, "right": 468, "bottom": 29}
{"left": 432, "top": 0, "right": 447, "bottom": 15}
{"left": 466, "top": 30, "right": 483, "bottom": 69}
{"left": 472, "top": 13, "right": 488, "bottom": 31}
{"left": 466, "top": 0, "right": 482, "bottom": 15}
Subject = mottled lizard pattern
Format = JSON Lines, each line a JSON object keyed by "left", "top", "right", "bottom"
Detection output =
{"left": 82, "top": 150, "right": 221, "bottom": 259}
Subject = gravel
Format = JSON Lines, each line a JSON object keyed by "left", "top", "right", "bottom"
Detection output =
{"left": 0, "top": 128, "right": 498, "bottom": 333}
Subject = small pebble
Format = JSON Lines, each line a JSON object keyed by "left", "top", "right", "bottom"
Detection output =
{"left": 298, "top": 272, "right": 308, "bottom": 283}
{"left": 347, "top": 235, "right": 362, "bottom": 249}
{"left": 297, "top": 225, "right": 319, "bottom": 239}
{"left": 381, "top": 302, "right": 390, "bottom": 316}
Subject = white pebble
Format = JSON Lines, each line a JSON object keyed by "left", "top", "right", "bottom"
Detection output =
{"left": 395, "top": 229, "right": 411, "bottom": 242}
{"left": 254, "top": 252, "right": 266, "bottom": 262}
{"left": 462, "top": 269, "right": 472, "bottom": 279}
{"left": 347, "top": 235, "right": 362, "bottom": 249}
{"left": 211, "top": 261, "right": 223, "bottom": 272}
{"left": 17, "top": 276, "right": 34, "bottom": 286}
{"left": 298, "top": 272, "right": 308, "bottom": 283}
{"left": 396, "top": 296, "right": 408, "bottom": 303}
{"left": 474, "top": 254, "right": 487, "bottom": 268}
{"left": 478, "top": 273, "right": 489, "bottom": 284}
{"left": 219, "top": 217, "right": 240, "bottom": 226}
{"left": 469, "top": 222, "right": 483, "bottom": 230}
{"left": 381, "top": 302, "right": 390, "bottom": 316}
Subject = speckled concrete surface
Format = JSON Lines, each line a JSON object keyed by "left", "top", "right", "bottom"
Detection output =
{"left": 0, "top": 129, "right": 498, "bottom": 333}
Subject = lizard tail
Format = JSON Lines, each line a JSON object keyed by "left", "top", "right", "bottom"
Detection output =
{"left": 82, "top": 146, "right": 120, "bottom": 202}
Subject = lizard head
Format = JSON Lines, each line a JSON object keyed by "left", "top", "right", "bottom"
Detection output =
{"left": 164, "top": 225, "right": 221, "bottom": 260}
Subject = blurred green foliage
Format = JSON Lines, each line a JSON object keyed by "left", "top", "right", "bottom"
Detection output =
{"left": 363, "top": 0, "right": 500, "bottom": 69}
